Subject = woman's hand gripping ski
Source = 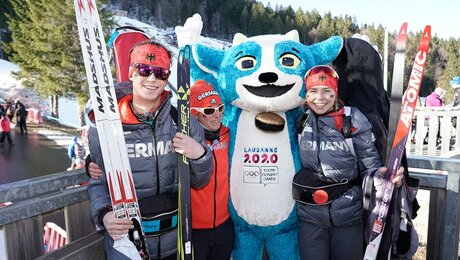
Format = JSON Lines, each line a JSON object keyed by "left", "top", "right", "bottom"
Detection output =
{"left": 380, "top": 166, "right": 405, "bottom": 188}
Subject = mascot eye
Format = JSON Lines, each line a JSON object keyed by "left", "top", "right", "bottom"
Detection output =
{"left": 279, "top": 54, "right": 300, "bottom": 68}
{"left": 235, "top": 56, "right": 257, "bottom": 70}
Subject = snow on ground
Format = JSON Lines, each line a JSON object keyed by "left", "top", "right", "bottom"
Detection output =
{"left": 34, "top": 128, "right": 81, "bottom": 150}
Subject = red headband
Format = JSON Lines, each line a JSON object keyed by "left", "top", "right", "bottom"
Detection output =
{"left": 129, "top": 44, "right": 170, "bottom": 77}
{"left": 305, "top": 65, "right": 339, "bottom": 94}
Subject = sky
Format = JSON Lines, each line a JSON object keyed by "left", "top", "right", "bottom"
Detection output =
{"left": 258, "top": 0, "right": 459, "bottom": 39}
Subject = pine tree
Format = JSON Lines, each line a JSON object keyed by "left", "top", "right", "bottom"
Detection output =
{"left": 315, "top": 12, "right": 335, "bottom": 42}
{"left": 438, "top": 38, "right": 460, "bottom": 103}
{"left": 6, "top": 0, "right": 113, "bottom": 124}
{"left": 0, "top": 0, "right": 13, "bottom": 60}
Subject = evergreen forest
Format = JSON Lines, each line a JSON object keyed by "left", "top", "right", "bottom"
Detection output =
{"left": 1, "top": 0, "right": 459, "bottom": 119}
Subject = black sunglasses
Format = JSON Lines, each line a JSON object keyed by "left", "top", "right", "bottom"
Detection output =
{"left": 133, "top": 63, "right": 171, "bottom": 80}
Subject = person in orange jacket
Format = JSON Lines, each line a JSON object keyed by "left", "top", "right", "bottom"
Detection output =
{"left": 189, "top": 79, "right": 233, "bottom": 260}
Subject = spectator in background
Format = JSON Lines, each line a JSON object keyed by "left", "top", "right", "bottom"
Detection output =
{"left": 451, "top": 87, "right": 460, "bottom": 129}
{"left": 67, "top": 136, "right": 86, "bottom": 170}
{"left": 15, "top": 103, "right": 28, "bottom": 135}
{"left": 14, "top": 98, "right": 24, "bottom": 110}
{"left": 452, "top": 88, "right": 460, "bottom": 107}
{"left": 4, "top": 101, "right": 15, "bottom": 123}
{"left": 424, "top": 87, "right": 446, "bottom": 143}
{"left": 451, "top": 77, "right": 460, "bottom": 107}
{"left": 425, "top": 87, "right": 445, "bottom": 107}
{"left": 0, "top": 114, "right": 14, "bottom": 146}
{"left": 0, "top": 103, "right": 5, "bottom": 117}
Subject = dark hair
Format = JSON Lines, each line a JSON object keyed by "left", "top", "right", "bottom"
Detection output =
{"left": 129, "top": 39, "right": 173, "bottom": 67}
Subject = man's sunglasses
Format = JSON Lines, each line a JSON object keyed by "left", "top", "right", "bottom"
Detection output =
{"left": 305, "top": 65, "right": 339, "bottom": 79}
{"left": 133, "top": 63, "right": 171, "bottom": 80}
{"left": 192, "top": 104, "right": 224, "bottom": 116}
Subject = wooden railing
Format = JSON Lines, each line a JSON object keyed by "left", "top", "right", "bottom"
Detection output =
{"left": 406, "top": 106, "right": 460, "bottom": 157}
{"left": 1, "top": 157, "right": 459, "bottom": 259}
{"left": 0, "top": 169, "right": 104, "bottom": 260}
{"left": 408, "top": 156, "right": 460, "bottom": 259}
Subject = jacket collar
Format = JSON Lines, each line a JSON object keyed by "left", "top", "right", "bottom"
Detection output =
{"left": 118, "top": 91, "right": 171, "bottom": 124}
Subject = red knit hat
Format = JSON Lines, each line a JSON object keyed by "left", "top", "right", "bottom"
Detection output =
{"left": 190, "top": 80, "right": 222, "bottom": 116}
{"left": 305, "top": 65, "right": 339, "bottom": 94}
{"left": 129, "top": 43, "right": 170, "bottom": 78}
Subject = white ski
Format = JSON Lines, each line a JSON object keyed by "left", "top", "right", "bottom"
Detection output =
{"left": 73, "top": 0, "right": 147, "bottom": 258}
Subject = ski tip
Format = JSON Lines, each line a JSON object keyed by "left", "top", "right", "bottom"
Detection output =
{"left": 397, "top": 22, "right": 408, "bottom": 46}
{"left": 422, "top": 25, "right": 431, "bottom": 38}
{"left": 399, "top": 22, "right": 408, "bottom": 35}
{"left": 420, "top": 25, "right": 432, "bottom": 50}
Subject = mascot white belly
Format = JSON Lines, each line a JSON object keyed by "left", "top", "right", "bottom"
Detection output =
{"left": 230, "top": 110, "right": 295, "bottom": 226}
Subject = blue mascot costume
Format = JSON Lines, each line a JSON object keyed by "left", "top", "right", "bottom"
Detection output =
{"left": 176, "top": 14, "right": 343, "bottom": 259}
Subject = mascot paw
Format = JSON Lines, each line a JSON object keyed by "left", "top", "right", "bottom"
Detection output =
{"left": 255, "top": 112, "right": 285, "bottom": 132}
{"left": 174, "top": 13, "right": 203, "bottom": 47}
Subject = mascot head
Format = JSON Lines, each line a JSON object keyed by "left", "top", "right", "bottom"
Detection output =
{"left": 191, "top": 31, "right": 343, "bottom": 114}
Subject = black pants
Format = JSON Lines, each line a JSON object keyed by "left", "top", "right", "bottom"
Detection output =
{"left": 299, "top": 220, "right": 363, "bottom": 260}
{"left": 192, "top": 217, "right": 234, "bottom": 260}
{"left": 0, "top": 132, "right": 13, "bottom": 144}
{"left": 18, "top": 119, "right": 27, "bottom": 135}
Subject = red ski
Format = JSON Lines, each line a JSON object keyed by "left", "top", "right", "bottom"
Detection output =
{"left": 73, "top": 0, "right": 148, "bottom": 258}
{"left": 364, "top": 25, "right": 431, "bottom": 259}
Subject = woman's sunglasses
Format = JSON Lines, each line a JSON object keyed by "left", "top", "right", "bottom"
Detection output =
{"left": 305, "top": 65, "right": 339, "bottom": 79}
{"left": 192, "top": 104, "right": 224, "bottom": 116}
{"left": 133, "top": 63, "right": 171, "bottom": 80}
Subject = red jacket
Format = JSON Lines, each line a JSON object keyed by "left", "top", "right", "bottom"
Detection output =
{"left": 191, "top": 125, "right": 230, "bottom": 229}
{"left": 0, "top": 117, "right": 11, "bottom": 132}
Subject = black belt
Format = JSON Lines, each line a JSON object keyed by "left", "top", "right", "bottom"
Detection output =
{"left": 293, "top": 178, "right": 359, "bottom": 205}
{"left": 139, "top": 193, "right": 178, "bottom": 236}
{"left": 141, "top": 209, "right": 178, "bottom": 236}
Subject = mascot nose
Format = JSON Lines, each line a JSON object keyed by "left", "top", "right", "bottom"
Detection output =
{"left": 259, "top": 72, "right": 278, "bottom": 84}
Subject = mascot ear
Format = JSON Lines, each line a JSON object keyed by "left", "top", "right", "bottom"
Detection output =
{"left": 193, "top": 44, "right": 225, "bottom": 79}
{"left": 285, "top": 30, "right": 299, "bottom": 42}
{"left": 232, "top": 33, "right": 247, "bottom": 46}
{"left": 309, "top": 36, "right": 344, "bottom": 66}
